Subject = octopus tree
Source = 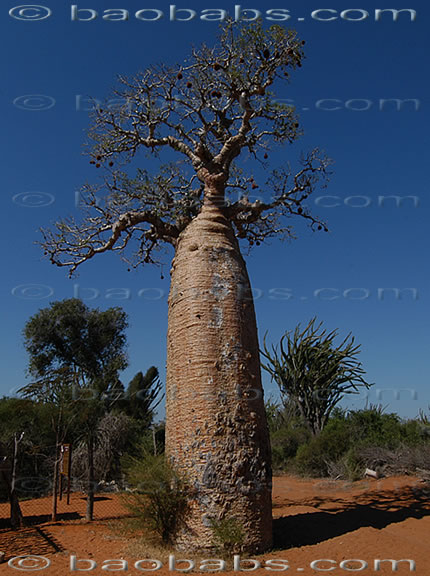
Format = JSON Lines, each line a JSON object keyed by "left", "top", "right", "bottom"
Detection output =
{"left": 41, "top": 22, "right": 331, "bottom": 552}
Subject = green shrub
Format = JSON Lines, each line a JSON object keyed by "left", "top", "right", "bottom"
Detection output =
{"left": 400, "top": 419, "right": 429, "bottom": 445}
{"left": 294, "top": 417, "right": 351, "bottom": 477}
{"left": 346, "top": 409, "right": 402, "bottom": 449}
{"left": 122, "top": 452, "right": 189, "bottom": 545}
{"left": 271, "top": 424, "right": 311, "bottom": 471}
{"left": 268, "top": 403, "right": 430, "bottom": 478}
{"left": 210, "top": 516, "right": 245, "bottom": 554}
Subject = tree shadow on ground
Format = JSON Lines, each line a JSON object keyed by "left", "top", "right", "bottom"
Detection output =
{"left": 80, "top": 495, "right": 113, "bottom": 502}
{"left": 273, "top": 483, "right": 430, "bottom": 549}
{"left": 0, "top": 511, "right": 81, "bottom": 530}
{"left": 0, "top": 525, "right": 64, "bottom": 560}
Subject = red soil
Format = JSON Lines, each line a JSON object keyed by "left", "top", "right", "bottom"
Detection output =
{"left": 0, "top": 475, "right": 428, "bottom": 575}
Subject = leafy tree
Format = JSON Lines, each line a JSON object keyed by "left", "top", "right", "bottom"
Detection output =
{"left": 39, "top": 22, "right": 331, "bottom": 551}
{"left": 0, "top": 397, "right": 53, "bottom": 524}
{"left": 0, "top": 435, "right": 24, "bottom": 528}
{"left": 262, "top": 318, "right": 372, "bottom": 435}
{"left": 0, "top": 397, "right": 55, "bottom": 447}
{"left": 22, "top": 298, "right": 128, "bottom": 520}
{"left": 125, "top": 367, "right": 163, "bottom": 425}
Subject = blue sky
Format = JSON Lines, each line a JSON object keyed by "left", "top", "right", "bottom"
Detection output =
{"left": 1, "top": 1, "right": 428, "bottom": 419}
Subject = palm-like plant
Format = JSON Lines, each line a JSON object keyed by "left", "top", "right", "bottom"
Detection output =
{"left": 262, "top": 318, "right": 372, "bottom": 435}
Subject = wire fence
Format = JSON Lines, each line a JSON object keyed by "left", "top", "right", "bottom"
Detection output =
{"left": 0, "top": 485, "right": 133, "bottom": 563}
{"left": 0, "top": 438, "right": 134, "bottom": 531}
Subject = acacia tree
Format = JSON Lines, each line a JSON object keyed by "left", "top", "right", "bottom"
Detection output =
{"left": 262, "top": 318, "right": 372, "bottom": 436}
{"left": 23, "top": 299, "right": 128, "bottom": 521}
{"left": 41, "top": 22, "right": 331, "bottom": 551}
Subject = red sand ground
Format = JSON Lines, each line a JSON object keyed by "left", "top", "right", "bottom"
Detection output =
{"left": 0, "top": 475, "right": 429, "bottom": 574}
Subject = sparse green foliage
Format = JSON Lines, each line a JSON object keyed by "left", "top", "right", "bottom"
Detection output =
{"left": 210, "top": 516, "right": 245, "bottom": 554}
{"left": 122, "top": 452, "right": 189, "bottom": 545}
{"left": 262, "top": 318, "right": 372, "bottom": 435}
{"left": 264, "top": 398, "right": 284, "bottom": 434}
{"left": 418, "top": 408, "right": 430, "bottom": 428}
{"left": 131, "top": 421, "right": 166, "bottom": 457}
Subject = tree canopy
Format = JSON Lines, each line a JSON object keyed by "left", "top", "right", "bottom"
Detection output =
{"left": 23, "top": 298, "right": 128, "bottom": 394}
{"left": 40, "top": 21, "right": 331, "bottom": 274}
{"left": 21, "top": 298, "right": 129, "bottom": 520}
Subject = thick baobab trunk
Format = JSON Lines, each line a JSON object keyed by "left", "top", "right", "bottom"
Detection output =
{"left": 166, "top": 196, "right": 272, "bottom": 553}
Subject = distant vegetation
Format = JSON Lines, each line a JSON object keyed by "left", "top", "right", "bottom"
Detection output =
{"left": 267, "top": 400, "right": 430, "bottom": 480}
{"left": 0, "top": 381, "right": 165, "bottom": 505}
{"left": 262, "top": 317, "right": 430, "bottom": 480}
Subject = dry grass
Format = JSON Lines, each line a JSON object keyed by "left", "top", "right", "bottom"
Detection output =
{"left": 357, "top": 444, "right": 430, "bottom": 477}
{"left": 108, "top": 516, "right": 242, "bottom": 572}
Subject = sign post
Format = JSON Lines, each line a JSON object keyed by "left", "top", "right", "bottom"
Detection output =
{"left": 59, "top": 444, "right": 72, "bottom": 505}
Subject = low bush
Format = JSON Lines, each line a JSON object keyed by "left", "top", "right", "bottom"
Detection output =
{"left": 271, "top": 425, "right": 311, "bottom": 471}
{"left": 294, "top": 417, "right": 351, "bottom": 477}
{"left": 269, "top": 404, "right": 430, "bottom": 479}
{"left": 210, "top": 516, "right": 245, "bottom": 554}
{"left": 122, "top": 451, "right": 189, "bottom": 545}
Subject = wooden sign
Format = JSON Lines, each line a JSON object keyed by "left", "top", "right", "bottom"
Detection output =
{"left": 60, "top": 444, "right": 71, "bottom": 476}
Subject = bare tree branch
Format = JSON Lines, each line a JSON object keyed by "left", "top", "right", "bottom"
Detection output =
{"left": 41, "top": 21, "right": 331, "bottom": 274}
{"left": 225, "top": 149, "right": 332, "bottom": 243}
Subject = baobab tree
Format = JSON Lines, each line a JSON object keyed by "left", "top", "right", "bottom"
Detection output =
{"left": 41, "top": 22, "right": 331, "bottom": 552}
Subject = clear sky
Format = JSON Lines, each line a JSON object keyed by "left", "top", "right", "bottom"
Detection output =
{"left": 2, "top": 1, "right": 428, "bottom": 420}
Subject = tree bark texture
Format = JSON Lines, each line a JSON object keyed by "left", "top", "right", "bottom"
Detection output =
{"left": 166, "top": 200, "right": 272, "bottom": 553}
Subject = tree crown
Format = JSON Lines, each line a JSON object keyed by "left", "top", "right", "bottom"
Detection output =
{"left": 23, "top": 299, "right": 128, "bottom": 389}
{"left": 41, "top": 21, "right": 331, "bottom": 275}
